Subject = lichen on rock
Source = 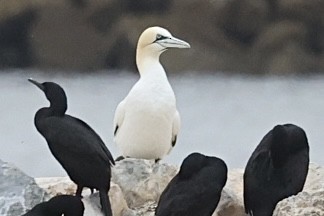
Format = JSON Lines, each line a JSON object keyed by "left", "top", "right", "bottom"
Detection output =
{"left": 0, "top": 159, "right": 48, "bottom": 215}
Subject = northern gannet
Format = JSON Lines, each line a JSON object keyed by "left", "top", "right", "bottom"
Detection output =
{"left": 113, "top": 26, "right": 190, "bottom": 161}
{"left": 244, "top": 124, "right": 309, "bottom": 216}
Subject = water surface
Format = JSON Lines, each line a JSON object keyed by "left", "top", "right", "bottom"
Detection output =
{"left": 0, "top": 70, "right": 323, "bottom": 177}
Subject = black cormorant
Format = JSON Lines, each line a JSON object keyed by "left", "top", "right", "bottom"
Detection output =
{"left": 29, "top": 79, "right": 114, "bottom": 216}
{"left": 22, "top": 195, "right": 84, "bottom": 216}
{"left": 155, "top": 152, "right": 227, "bottom": 216}
{"left": 244, "top": 124, "right": 309, "bottom": 216}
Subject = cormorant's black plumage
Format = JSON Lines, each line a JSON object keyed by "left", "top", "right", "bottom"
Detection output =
{"left": 244, "top": 124, "right": 309, "bottom": 216}
{"left": 155, "top": 152, "right": 227, "bottom": 216}
{"left": 29, "top": 79, "right": 114, "bottom": 216}
{"left": 22, "top": 195, "right": 84, "bottom": 216}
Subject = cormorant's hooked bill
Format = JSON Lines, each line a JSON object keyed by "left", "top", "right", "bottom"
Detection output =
{"left": 28, "top": 78, "right": 44, "bottom": 91}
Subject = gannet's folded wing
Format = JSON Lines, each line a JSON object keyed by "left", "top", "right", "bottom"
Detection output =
{"left": 113, "top": 100, "right": 126, "bottom": 137}
{"left": 171, "top": 110, "right": 181, "bottom": 148}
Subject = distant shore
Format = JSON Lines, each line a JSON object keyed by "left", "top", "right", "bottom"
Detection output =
{"left": 1, "top": 0, "right": 324, "bottom": 74}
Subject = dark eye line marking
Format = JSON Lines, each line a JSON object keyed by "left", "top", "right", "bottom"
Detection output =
{"left": 153, "top": 34, "right": 169, "bottom": 43}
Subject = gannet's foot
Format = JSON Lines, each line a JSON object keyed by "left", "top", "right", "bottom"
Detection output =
{"left": 115, "top": 156, "right": 125, "bottom": 162}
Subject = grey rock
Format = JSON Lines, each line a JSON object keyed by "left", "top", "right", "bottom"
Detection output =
{"left": 132, "top": 201, "right": 156, "bottom": 216}
{"left": 3, "top": 157, "right": 324, "bottom": 216}
{"left": 111, "top": 158, "right": 178, "bottom": 208}
{"left": 111, "top": 159, "right": 245, "bottom": 216}
{"left": 111, "top": 159, "right": 246, "bottom": 216}
{"left": 0, "top": 159, "right": 47, "bottom": 216}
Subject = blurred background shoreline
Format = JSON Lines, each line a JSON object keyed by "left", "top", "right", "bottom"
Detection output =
{"left": 1, "top": 0, "right": 324, "bottom": 74}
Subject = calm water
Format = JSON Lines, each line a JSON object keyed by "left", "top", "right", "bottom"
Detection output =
{"left": 0, "top": 70, "right": 323, "bottom": 177}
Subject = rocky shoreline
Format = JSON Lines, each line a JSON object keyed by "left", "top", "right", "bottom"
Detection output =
{"left": 1, "top": 158, "right": 323, "bottom": 216}
{"left": 1, "top": 0, "right": 324, "bottom": 74}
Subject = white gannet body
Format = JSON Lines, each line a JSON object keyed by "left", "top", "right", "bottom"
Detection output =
{"left": 113, "top": 26, "right": 190, "bottom": 161}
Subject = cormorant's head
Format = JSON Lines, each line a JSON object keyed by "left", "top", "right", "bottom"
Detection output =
{"left": 179, "top": 152, "right": 206, "bottom": 179}
{"left": 28, "top": 78, "right": 67, "bottom": 114}
{"left": 47, "top": 195, "right": 85, "bottom": 216}
{"left": 270, "top": 124, "right": 309, "bottom": 168}
{"left": 270, "top": 125, "right": 289, "bottom": 167}
{"left": 137, "top": 26, "right": 190, "bottom": 56}
{"left": 24, "top": 195, "right": 84, "bottom": 216}
{"left": 205, "top": 156, "right": 228, "bottom": 187}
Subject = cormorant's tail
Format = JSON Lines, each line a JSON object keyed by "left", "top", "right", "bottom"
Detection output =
{"left": 99, "top": 190, "right": 112, "bottom": 216}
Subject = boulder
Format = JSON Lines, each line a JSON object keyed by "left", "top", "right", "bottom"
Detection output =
{"left": 112, "top": 159, "right": 246, "bottom": 216}
{"left": 34, "top": 159, "right": 246, "bottom": 216}
{"left": 0, "top": 9, "right": 36, "bottom": 67}
{"left": 251, "top": 20, "right": 315, "bottom": 74}
{"left": 1, "top": 157, "right": 324, "bottom": 216}
{"left": 0, "top": 159, "right": 47, "bottom": 216}
{"left": 274, "top": 191, "right": 324, "bottom": 216}
{"left": 36, "top": 177, "right": 134, "bottom": 216}
{"left": 273, "top": 163, "right": 324, "bottom": 215}
{"left": 111, "top": 158, "right": 178, "bottom": 208}
{"left": 213, "top": 169, "right": 245, "bottom": 216}
{"left": 216, "top": 0, "right": 269, "bottom": 45}
{"left": 35, "top": 176, "right": 77, "bottom": 196}
{"left": 304, "top": 163, "right": 324, "bottom": 192}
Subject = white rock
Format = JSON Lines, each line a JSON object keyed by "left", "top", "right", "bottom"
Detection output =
{"left": 132, "top": 201, "right": 156, "bottom": 216}
{"left": 111, "top": 158, "right": 178, "bottom": 208}
{"left": 274, "top": 163, "right": 324, "bottom": 216}
{"left": 35, "top": 176, "right": 76, "bottom": 196}
{"left": 111, "top": 159, "right": 246, "bottom": 216}
{"left": 304, "top": 163, "right": 324, "bottom": 193}
{"left": 4, "top": 158, "right": 324, "bottom": 216}
{"left": 36, "top": 177, "right": 134, "bottom": 216}
{"left": 213, "top": 169, "right": 245, "bottom": 216}
{"left": 274, "top": 191, "right": 324, "bottom": 216}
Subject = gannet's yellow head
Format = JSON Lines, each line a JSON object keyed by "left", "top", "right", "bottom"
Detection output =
{"left": 137, "top": 26, "right": 190, "bottom": 56}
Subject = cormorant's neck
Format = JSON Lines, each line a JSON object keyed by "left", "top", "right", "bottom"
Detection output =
{"left": 34, "top": 106, "right": 66, "bottom": 134}
{"left": 44, "top": 87, "right": 68, "bottom": 116}
{"left": 136, "top": 48, "right": 167, "bottom": 79}
{"left": 49, "top": 99, "right": 67, "bottom": 116}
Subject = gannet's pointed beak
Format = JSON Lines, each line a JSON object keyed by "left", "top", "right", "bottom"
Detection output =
{"left": 157, "top": 36, "right": 191, "bottom": 49}
{"left": 28, "top": 78, "right": 45, "bottom": 91}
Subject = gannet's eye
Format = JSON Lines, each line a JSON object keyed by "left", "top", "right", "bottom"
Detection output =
{"left": 156, "top": 34, "right": 167, "bottom": 41}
